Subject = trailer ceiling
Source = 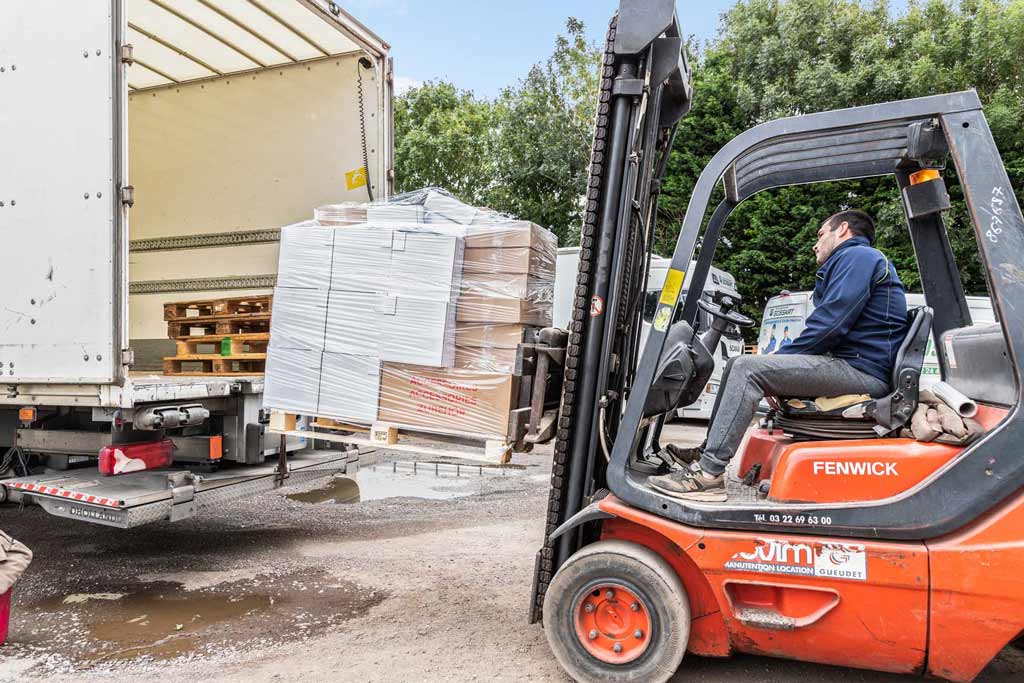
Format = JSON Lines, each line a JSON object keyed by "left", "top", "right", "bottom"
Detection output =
{"left": 126, "top": 0, "right": 387, "bottom": 91}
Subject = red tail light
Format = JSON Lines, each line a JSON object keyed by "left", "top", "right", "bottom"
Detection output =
{"left": 98, "top": 439, "right": 174, "bottom": 476}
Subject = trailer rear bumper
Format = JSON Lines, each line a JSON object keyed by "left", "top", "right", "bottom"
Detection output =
{"left": 1, "top": 449, "right": 357, "bottom": 528}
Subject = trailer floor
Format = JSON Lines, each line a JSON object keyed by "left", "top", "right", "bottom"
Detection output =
{"left": 1, "top": 426, "right": 1021, "bottom": 683}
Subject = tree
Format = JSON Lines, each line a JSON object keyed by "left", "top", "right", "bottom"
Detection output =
{"left": 659, "top": 0, "right": 1024, "bottom": 331}
{"left": 393, "top": 81, "right": 494, "bottom": 205}
{"left": 486, "top": 18, "right": 602, "bottom": 247}
{"left": 391, "top": 20, "right": 601, "bottom": 245}
{"left": 392, "top": 2, "right": 1024, "bottom": 336}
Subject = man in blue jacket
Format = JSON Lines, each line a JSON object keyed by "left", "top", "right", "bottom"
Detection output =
{"left": 649, "top": 209, "right": 908, "bottom": 501}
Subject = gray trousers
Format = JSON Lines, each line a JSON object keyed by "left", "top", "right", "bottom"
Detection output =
{"left": 699, "top": 354, "right": 889, "bottom": 476}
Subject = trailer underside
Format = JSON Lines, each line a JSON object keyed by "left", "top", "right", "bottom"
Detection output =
{"left": 1, "top": 448, "right": 356, "bottom": 528}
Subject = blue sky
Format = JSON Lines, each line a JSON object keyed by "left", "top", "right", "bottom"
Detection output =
{"left": 343, "top": 1, "right": 735, "bottom": 98}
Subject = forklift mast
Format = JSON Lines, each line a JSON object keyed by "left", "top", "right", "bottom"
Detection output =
{"left": 530, "top": 0, "right": 694, "bottom": 622}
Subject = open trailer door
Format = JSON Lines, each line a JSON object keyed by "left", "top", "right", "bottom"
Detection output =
{"left": 0, "top": 1, "right": 127, "bottom": 385}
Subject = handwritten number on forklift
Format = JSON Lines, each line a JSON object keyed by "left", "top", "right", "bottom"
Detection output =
{"left": 986, "top": 186, "right": 1006, "bottom": 243}
{"left": 754, "top": 513, "right": 833, "bottom": 526}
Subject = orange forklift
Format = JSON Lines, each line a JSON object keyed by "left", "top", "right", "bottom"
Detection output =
{"left": 527, "top": 2, "right": 1024, "bottom": 681}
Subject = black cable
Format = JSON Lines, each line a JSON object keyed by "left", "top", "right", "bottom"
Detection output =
{"left": 357, "top": 57, "right": 375, "bottom": 202}
{"left": 0, "top": 446, "right": 29, "bottom": 477}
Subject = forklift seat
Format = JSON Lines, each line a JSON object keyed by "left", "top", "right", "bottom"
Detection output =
{"left": 773, "top": 306, "right": 934, "bottom": 439}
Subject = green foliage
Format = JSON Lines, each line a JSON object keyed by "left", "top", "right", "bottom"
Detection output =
{"left": 393, "top": 81, "right": 495, "bottom": 205}
{"left": 392, "top": 19, "right": 600, "bottom": 246}
{"left": 662, "top": 0, "right": 1024, "bottom": 333}
{"left": 487, "top": 18, "right": 601, "bottom": 247}
{"left": 393, "top": 2, "right": 1024, "bottom": 339}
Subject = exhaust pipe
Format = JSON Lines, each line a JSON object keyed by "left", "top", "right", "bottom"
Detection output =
{"left": 931, "top": 381, "right": 978, "bottom": 419}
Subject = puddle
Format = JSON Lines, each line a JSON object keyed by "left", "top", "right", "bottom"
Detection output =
{"left": 287, "top": 476, "right": 361, "bottom": 504}
{"left": 287, "top": 460, "right": 524, "bottom": 505}
{"left": 22, "top": 572, "right": 387, "bottom": 665}
{"left": 85, "top": 590, "right": 268, "bottom": 662}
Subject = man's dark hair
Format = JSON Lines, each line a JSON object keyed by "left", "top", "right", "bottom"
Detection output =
{"left": 826, "top": 209, "right": 875, "bottom": 244}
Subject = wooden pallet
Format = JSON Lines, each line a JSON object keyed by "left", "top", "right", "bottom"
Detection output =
{"left": 173, "top": 333, "right": 270, "bottom": 356}
{"left": 267, "top": 412, "right": 514, "bottom": 465}
{"left": 163, "top": 295, "right": 272, "bottom": 321}
{"left": 167, "top": 314, "right": 271, "bottom": 338}
{"left": 163, "top": 353, "right": 266, "bottom": 376}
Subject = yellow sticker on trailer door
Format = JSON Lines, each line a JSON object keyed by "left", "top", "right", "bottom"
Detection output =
{"left": 346, "top": 167, "right": 368, "bottom": 190}
{"left": 660, "top": 268, "right": 685, "bottom": 305}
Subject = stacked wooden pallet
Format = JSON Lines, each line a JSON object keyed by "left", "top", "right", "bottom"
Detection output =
{"left": 162, "top": 295, "right": 272, "bottom": 376}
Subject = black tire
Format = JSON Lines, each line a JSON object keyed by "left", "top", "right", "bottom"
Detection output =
{"left": 542, "top": 540, "right": 690, "bottom": 683}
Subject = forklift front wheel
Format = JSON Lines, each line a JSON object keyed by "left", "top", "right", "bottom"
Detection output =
{"left": 543, "top": 540, "right": 690, "bottom": 683}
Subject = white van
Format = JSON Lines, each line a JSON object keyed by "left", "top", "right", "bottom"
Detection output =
{"left": 554, "top": 248, "right": 745, "bottom": 419}
{"left": 756, "top": 291, "right": 995, "bottom": 387}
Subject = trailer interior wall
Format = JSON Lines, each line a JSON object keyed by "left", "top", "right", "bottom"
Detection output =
{"left": 125, "top": 10, "right": 388, "bottom": 369}
{"left": 1, "top": 0, "right": 390, "bottom": 388}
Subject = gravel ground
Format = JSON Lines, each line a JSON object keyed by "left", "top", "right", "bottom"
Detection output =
{"left": 0, "top": 423, "right": 1021, "bottom": 682}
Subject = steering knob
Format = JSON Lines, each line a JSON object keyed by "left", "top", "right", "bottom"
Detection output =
{"left": 697, "top": 297, "right": 756, "bottom": 328}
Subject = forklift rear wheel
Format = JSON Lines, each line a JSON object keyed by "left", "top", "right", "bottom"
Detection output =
{"left": 543, "top": 540, "right": 689, "bottom": 683}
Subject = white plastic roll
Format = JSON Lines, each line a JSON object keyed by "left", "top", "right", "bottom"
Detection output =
{"left": 931, "top": 380, "right": 978, "bottom": 419}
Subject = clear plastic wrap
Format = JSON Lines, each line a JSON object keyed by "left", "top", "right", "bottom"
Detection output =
{"left": 263, "top": 188, "right": 556, "bottom": 439}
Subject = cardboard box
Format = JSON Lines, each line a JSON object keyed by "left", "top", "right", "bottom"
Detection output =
{"left": 263, "top": 347, "right": 322, "bottom": 416}
{"left": 277, "top": 222, "right": 335, "bottom": 290}
{"left": 463, "top": 247, "right": 555, "bottom": 277}
{"left": 454, "top": 323, "right": 531, "bottom": 349}
{"left": 464, "top": 220, "right": 557, "bottom": 253}
{"left": 424, "top": 191, "right": 480, "bottom": 225}
{"left": 379, "top": 295, "right": 456, "bottom": 366}
{"left": 387, "top": 229, "right": 464, "bottom": 300}
{"left": 461, "top": 274, "right": 552, "bottom": 299}
{"left": 317, "top": 353, "right": 381, "bottom": 423}
{"left": 367, "top": 204, "right": 426, "bottom": 223}
{"left": 455, "top": 345, "right": 519, "bottom": 373}
{"left": 325, "top": 290, "right": 382, "bottom": 356}
{"left": 314, "top": 203, "right": 367, "bottom": 225}
{"left": 456, "top": 295, "right": 552, "bottom": 325}
{"left": 270, "top": 287, "right": 328, "bottom": 350}
{"left": 330, "top": 226, "right": 392, "bottom": 292}
{"left": 263, "top": 349, "right": 381, "bottom": 424}
{"left": 378, "top": 363, "right": 519, "bottom": 438}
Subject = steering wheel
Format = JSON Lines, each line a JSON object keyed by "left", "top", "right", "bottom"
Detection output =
{"left": 697, "top": 296, "right": 755, "bottom": 328}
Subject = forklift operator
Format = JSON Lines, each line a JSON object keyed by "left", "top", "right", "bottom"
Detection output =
{"left": 649, "top": 210, "right": 909, "bottom": 501}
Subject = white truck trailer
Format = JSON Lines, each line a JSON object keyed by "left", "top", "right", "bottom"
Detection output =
{"left": 0, "top": 0, "right": 393, "bottom": 527}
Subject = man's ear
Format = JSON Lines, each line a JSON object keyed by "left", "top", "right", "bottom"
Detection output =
{"left": 836, "top": 220, "right": 852, "bottom": 239}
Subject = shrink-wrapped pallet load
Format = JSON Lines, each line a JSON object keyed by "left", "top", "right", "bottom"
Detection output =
{"left": 263, "top": 188, "right": 557, "bottom": 442}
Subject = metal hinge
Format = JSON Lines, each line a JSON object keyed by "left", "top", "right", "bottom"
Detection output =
{"left": 121, "top": 44, "right": 134, "bottom": 66}
{"left": 121, "top": 348, "right": 135, "bottom": 367}
{"left": 121, "top": 185, "right": 135, "bottom": 208}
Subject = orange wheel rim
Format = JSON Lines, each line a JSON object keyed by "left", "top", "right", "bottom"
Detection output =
{"left": 573, "top": 583, "right": 652, "bottom": 664}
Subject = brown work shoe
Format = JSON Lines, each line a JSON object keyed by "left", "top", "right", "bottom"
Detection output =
{"left": 661, "top": 443, "right": 703, "bottom": 469}
{"left": 648, "top": 464, "right": 727, "bottom": 502}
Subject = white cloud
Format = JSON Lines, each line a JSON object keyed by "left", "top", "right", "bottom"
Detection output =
{"left": 393, "top": 75, "right": 423, "bottom": 95}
